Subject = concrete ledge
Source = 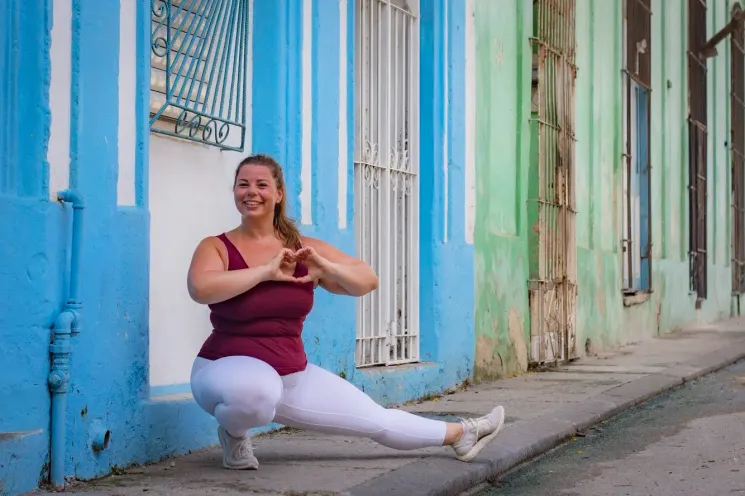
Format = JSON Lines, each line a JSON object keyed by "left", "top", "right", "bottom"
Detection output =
{"left": 598, "top": 373, "right": 683, "bottom": 404}
{"left": 682, "top": 340, "right": 745, "bottom": 374}
{"left": 546, "top": 398, "right": 624, "bottom": 432}
{"left": 347, "top": 344, "right": 745, "bottom": 496}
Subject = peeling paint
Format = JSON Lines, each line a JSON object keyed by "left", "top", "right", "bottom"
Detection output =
{"left": 475, "top": 0, "right": 735, "bottom": 381}
{"left": 3, "top": 2, "right": 477, "bottom": 494}
{"left": 474, "top": 334, "right": 503, "bottom": 381}
{"left": 508, "top": 307, "right": 527, "bottom": 371}
{"left": 473, "top": 0, "right": 532, "bottom": 381}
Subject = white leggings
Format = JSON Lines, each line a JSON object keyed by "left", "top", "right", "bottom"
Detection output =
{"left": 190, "top": 356, "right": 447, "bottom": 450}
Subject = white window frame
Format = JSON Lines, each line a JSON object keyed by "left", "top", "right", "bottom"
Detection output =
{"left": 353, "top": 0, "right": 420, "bottom": 367}
{"left": 621, "top": 0, "right": 652, "bottom": 294}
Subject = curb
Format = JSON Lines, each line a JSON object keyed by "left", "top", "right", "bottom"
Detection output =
{"left": 345, "top": 341, "right": 745, "bottom": 496}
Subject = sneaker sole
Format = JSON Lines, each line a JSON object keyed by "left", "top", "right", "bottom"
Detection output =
{"left": 218, "top": 426, "right": 260, "bottom": 470}
{"left": 455, "top": 406, "right": 506, "bottom": 463}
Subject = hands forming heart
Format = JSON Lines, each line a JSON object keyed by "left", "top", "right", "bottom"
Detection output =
{"left": 264, "top": 246, "right": 331, "bottom": 284}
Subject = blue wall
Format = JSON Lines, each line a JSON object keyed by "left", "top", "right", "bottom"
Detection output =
{"left": 0, "top": 1, "right": 62, "bottom": 494}
{"left": 0, "top": 0, "right": 474, "bottom": 493}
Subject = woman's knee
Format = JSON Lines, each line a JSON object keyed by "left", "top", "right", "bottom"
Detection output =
{"left": 190, "top": 356, "right": 283, "bottom": 421}
{"left": 216, "top": 394, "right": 277, "bottom": 427}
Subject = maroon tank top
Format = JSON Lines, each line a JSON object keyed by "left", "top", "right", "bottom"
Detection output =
{"left": 196, "top": 233, "right": 315, "bottom": 375}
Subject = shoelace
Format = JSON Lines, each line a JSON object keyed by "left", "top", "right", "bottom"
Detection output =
{"left": 460, "top": 417, "right": 481, "bottom": 444}
{"left": 233, "top": 438, "right": 255, "bottom": 460}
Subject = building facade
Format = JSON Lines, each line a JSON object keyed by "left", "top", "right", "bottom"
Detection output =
{"left": 0, "top": 0, "right": 741, "bottom": 494}
{"left": 473, "top": 0, "right": 745, "bottom": 380}
{"left": 0, "top": 0, "right": 474, "bottom": 493}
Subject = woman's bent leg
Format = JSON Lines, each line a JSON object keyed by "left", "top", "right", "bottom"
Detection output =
{"left": 191, "top": 355, "right": 283, "bottom": 436}
{"left": 190, "top": 356, "right": 284, "bottom": 469}
{"left": 274, "top": 364, "right": 447, "bottom": 450}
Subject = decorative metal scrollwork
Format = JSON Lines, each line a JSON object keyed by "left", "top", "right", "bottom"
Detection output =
{"left": 149, "top": 0, "right": 250, "bottom": 151}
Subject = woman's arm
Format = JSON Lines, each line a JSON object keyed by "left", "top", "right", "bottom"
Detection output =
{"left": 299, "top": 237, "right": 379, "bottom": 297}
{"left": 186, "top": 237, "right": 296, "bottom": 305}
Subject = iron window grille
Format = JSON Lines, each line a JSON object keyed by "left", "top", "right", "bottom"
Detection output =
{"left": 353, "top": 0, "right": 420, "bottom": 367}
{"left": 688, "top": 0, "right": 708, "bottom": 300}
{"left": 732, "top": 4, "right": 745, "bottom": 293}
{"left": 621, "top": 0, "right": 652, "bottom": 294}
{"left": 149, "top": 0, "right": 250, "bottom": 151}
{"left": 527, "top": 0, "right": 579, "bottom": 365}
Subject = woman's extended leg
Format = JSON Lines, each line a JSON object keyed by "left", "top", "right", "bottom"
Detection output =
{"left": 274, "top": 364, "right": 505, "bottom": 461}
{"left": 190, "top": 356, "right": 284, "bottom": 469}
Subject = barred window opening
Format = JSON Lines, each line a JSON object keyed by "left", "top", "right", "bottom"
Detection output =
{"left": 149, "top": 0, "right": 251, "bottom": 151}
{"left": 688, "top": 0, "right": 708, "bottom": 300}
{"left": 622, "top": 0, "right": 652, "bottom": 294}
{"left": 527, "top": 0, "right": 579, "bottom": 365}
{"left": 731, "top": 4, "right": 745, "bottom": 293}
{"left": 353, "top": 0, "right": 420, "bottom": 367}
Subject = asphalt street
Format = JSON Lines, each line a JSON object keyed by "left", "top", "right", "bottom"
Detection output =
{"left": 474, "top": 359, "right": 745, "bottom": 496}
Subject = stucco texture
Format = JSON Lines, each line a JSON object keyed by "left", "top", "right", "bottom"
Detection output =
{"left": 474, "top": 0, "right": 740, "bottom": 381}
{"left": 1, "top": 1, "right": 476, "bottom": 494}
{"left": 473, "top": 0, "right": 533, "bottom": 381}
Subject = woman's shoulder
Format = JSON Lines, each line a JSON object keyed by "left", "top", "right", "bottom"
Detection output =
{"left": 197, "top": 233, "right": 229, "bottom": 249}
{"left": 193, "top": 234, "right": 230, "bottom": 268}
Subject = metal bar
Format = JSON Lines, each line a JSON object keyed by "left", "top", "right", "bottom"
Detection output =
{"left": 171, "top": 0, "right": 208, "bottom": 102}
{"left": 353, "top": 0, "right": 420, "bottom": 366}
{"left": 206, "top": 1, "right": 235, "bottom": 116}
{"left": 732, "top": 7, "right": 745, "bottom": 293}
{"left": 150, "top": 0, "right": 250, "bottom": 150}
{"left": 701, "top": 16, "right": 745, "bottom": 58}
{"left": 622, "top": 69, "right": 653, "bottom": 90}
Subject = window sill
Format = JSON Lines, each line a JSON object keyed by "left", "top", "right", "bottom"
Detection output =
{"left": 623, "top": 290, "right": 652, "bottom": 307}
{"left": 357, "top": 361, "right": 437, "bottom": 374}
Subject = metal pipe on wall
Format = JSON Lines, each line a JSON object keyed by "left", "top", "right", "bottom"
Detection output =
{"left": 48, "top": 189, "right": 85, "bottom": 488}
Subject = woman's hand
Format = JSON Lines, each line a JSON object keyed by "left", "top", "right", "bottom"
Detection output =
{"left": 263, "top": 248, "right": 301, "bottom": 282}
{"left": 294, "top": 238, "right": 378, "bottom": 296}
{"left": 293, "top": 246, "right": 332, "bottom": 284}
{"left": 187, "top": 237, "right": 296, "bottom": 305}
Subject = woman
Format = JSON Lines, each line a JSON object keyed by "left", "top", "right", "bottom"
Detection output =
{"left": 187, "top": 154, "right": 505, "bottom": 470}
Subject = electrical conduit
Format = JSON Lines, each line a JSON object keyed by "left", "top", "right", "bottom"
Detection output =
{"left": 48, "top": 189, "right": 85, "bottom": 488}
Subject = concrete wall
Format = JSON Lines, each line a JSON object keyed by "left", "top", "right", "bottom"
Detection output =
{"left": 471, "top": 0, "right": 533, "bottom": 380}
{"left": 0, "top": 1, "right": 476, "bottom": 493}
{"left": 148, "top": 133, "right": 251, "bottom": 390}
{"left": 1, "top": 0, "right": 151, "bottom": 493}
{"left": 576, "top": 0, "right": 735, "bottom": 354}
{"left": 474, "top": 0, "right": 740, "bottom": 380}
{"left": 0, "top": 2, "right": 61, "bottom": 492}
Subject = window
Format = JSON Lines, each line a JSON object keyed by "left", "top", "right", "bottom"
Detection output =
{"left": 528, "top": 0, "right": 579, "bottom": 363}
{"left": 731, "top": 4, "right": 745, "bottom": 293}
{"left": 149, "top": 0, "right": 250, "bottom": 151}
{"left": 621, "top": 0, "right": 652, "bottom": 294}
{"left": 353, "top": 0, "right": 420, "bottom": 367}
{"left": 688, "top": 0, "right": 708, "bottom": 300}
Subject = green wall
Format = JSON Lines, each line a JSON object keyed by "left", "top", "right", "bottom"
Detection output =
{"left": 575, "top": 0, "right": 734, "bottom": 353}
{"left": 472, "top": 0, "right": 533, "bottom": 380}
{"left": 474, "top": 0, "right": 739, "bottom": 380}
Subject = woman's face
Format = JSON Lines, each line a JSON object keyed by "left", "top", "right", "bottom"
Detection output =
{"left": 233, "top": 164, "right": 283, "bottom": 220}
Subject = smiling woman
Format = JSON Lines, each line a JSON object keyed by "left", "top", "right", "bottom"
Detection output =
{"left": 185, "top": 154, "right": 505, "bottom": 470}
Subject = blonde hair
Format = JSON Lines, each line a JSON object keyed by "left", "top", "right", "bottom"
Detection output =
{"left": 234, "top": 154, "right": 302, "bottom": 249}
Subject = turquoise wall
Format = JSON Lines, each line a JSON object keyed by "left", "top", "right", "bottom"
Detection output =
{"left": 0, "top": 0, "right": 475, "bottom": 494}
{"left": 473, "top": 0, "right": 740, "bottom": 378}
{"left": 472, "top": 0, "right": 533, "bottom": 380}
{"left": 575, "top": 0, "right": 736, "bottom": 354}
{"left": 1, "top": 0, "right": 70, "bottom": 492}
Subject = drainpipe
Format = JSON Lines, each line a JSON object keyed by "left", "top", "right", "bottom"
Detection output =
{"left": 48, "top": 189, "right": 85, "bottom": 488}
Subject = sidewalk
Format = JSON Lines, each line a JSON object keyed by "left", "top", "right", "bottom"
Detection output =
{"left": 36, "top": 318, "right": 745, "bottom": 496}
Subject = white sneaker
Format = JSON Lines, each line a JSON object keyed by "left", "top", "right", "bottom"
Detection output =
{"left": 217, "top": 425, "right": 259, "bottom": 470}
{"left": 452, "top": 405, "right": 506, "bottom": 462}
